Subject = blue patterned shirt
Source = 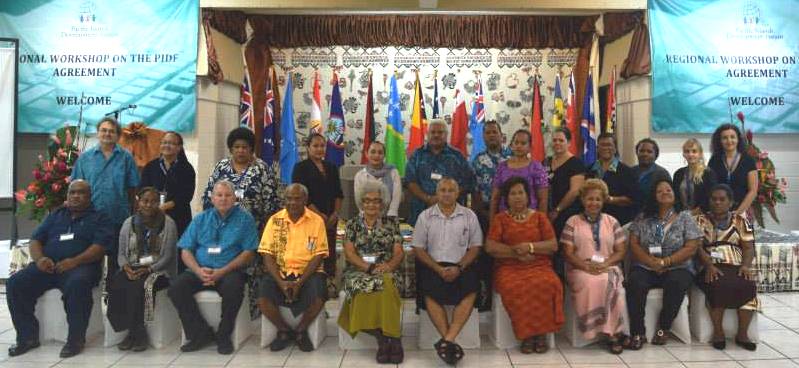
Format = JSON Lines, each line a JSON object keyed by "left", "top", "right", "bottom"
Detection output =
{"left": 202, "top": 158, "right": 282, "bottom": 228}
{"left": 403, "top": 144, "right": 475, "bottom": 226}
{"left": 178, "top": 205, "right": 259, "bottom": 269}
{"left": 71, "top": 144, "right": 140, "bottom": 226}
{"left": 471, "top": 147, "right": 512, "bottom": 204}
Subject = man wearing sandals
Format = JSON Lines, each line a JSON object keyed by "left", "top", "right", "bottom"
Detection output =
{"left": 413, "top": 178, "right": 483, "bottom": 365}
{"left": 257, "top": 183, "right": 329, "bottom": 352}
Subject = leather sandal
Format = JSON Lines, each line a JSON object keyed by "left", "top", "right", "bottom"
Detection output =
{"left": 652, "top": 329, "right": 668, "bottom": 345}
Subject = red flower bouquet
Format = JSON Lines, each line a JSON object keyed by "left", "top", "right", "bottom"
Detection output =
{"left": 737, "top": 112, "right": 787, "bottom": 227}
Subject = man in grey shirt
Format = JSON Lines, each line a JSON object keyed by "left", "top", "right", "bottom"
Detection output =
{"left": 413, "top": 177, "right": 482, "bottom": 365}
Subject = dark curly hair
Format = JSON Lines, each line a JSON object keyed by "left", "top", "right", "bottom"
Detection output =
{"left": 710, "top": 124, "right": 746, "bottom": 155}
{"left": 642, "top": 177, "right": 675, "bottom": 218}
{"left": 709, "top": 183, "right": 734, "bottom": 203}
{"left": 226, "top": 127, "right": 255, "bottom": 151}
{"left": 635, "top": 138, "right": 660, "bottom": 159}
{"left": 552, "top": 127, "right": 572, "bottom": 142}
{"left": 306, "top": 132, "right": 327, "bottom": 147}
{"left": 500, "top": 176, "right": 531, "bottom": 209}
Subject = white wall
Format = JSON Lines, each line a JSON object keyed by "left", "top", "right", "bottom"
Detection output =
{"left": 618, "top": 76, "right": 799, "bottom": 233}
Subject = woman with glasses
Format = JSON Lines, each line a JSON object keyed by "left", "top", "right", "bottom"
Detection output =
{"left": 140, "top": 132, "right": 195, "bottom": 238}
{"left": 625, "top": 178, "right": 701, "bottom": 349}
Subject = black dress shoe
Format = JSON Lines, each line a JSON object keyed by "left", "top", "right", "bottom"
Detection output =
{"left": 296, "top": 330, "right": 314, "bottom": 352}
{"left": 735, "top": 338, "right": 757, "bottom": 351}
{"left": 180, "top": 332, "right": 215, "bottom": 352}
{"left": 8, "top": 340, "right": 40, "bottom": 357}
{"left": 118, "top": 334, "right": 135, "bottom": 351}
{"left": 59, "top": 341, "right": 84, "bottom": 358}
{"left": 217, "top": 335, "right": 234, "bottom": 355}
{"left": 712, "top": 339, "right": 726, "bottom": 350}
{"left": 269, "top": 330, "right": 294, "bottom": 352}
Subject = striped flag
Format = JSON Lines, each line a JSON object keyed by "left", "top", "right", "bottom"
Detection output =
{"left": 551, "top": 73, "right": 565, "bottom": 128}
{"left": 531, "top": 75, "right": 545, "bottom": 162}
{"left": 385, "top": 74, "right": 406, "bottom": 176}
{"left": 261, "top": 67, "right": 276, "bottom": 165}
{"left": 469, "top": 77, "right": 486, "bottom": 161}
{"left": 310, "top": 71, "right": 323, "bottom": 135}
{"left": 407, "top": 71, "right": 427, "bottom": 155}
{"left": 325, "top": 72, "right": 346, "bottom": 167}
{"left": 566, "top": 72, "right": 580, "bottom": 155}
{"left": 360, "top": 71, "right": 375, "bottom": 164}
{"left": 606, "top": 66, "right": 617, "bottom": 134}
{"left": 581, "top": 72, "right": 597, "bottom": 166}
{"left": 239, "top": 66, "right": 254, "bottom": 130}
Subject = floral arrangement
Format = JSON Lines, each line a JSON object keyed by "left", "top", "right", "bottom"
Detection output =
{"left": 15, "top": 126, "right": 81, "bottom": 222}
{"left": 737, "top": 112, "right": 787, "bottom": 227}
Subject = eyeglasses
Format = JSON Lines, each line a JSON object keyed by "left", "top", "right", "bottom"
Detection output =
{"left": 362, "top": 198, "right": 382, "bottom": 205}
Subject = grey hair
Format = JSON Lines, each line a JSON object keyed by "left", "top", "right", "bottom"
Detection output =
{"left": 213, "top": 180, "right": 236, "bottom": 194}
{"left": 286, "top": 183, "right": 309, "bottom": 198}
{"left": 428, "top": 118, "right": 447, "bottom": 130}
{"left": 355, "top": 179, "right": 389, "bottom": 212}
{"left": 68, "top": 179, "right": 91, "bottom": 194}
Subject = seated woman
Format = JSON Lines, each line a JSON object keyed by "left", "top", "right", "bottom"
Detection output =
{"left": 694, "top": 184, "right": 758, "bottom": 351}
{"left": 486, "top": 176, "right": 563, "bottom": 354}
{"left": 561, "top": 179, "right": 628, "bottom": 354}
{"left": 107, "top": 187, "right": 178, "bottom": 352}
{"left": 338, "top": 180, "right": 405, "bottom": 364}
{"left": 626, "top": 178, "right": 701, "bottom": 349}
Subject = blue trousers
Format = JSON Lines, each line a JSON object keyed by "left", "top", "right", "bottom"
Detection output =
{"left": 6, "top": 263, "right": 100, "bottom": 344}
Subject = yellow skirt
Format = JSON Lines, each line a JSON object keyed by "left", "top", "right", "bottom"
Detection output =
{"left": 337, "top": 274, "right": 402, "bottom": 338}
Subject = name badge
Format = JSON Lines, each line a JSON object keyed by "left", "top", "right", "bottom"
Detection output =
{"left": 159, "top": 193, "right": 167, "bottom": 206}
{"left": 590, "top": 255, "right": 606, "bottom": 263}
{"left": 234, "top": 189, "right": 244, "bottom": 200}
{"left": 139, "top": 255, "right": 154, "bottom": 265}
{"left": 307, "top": 237, "right": 316, "bottom": 251}
{"left": 430, "top": 172, "right": 442, "bottom": 181}
{"left": 207, "top": 247, "right": 222, "bottom": 255}
{"left": 649, "top": 246, "right": 663, "bottom": 255}
{"left": 710, "top": 251, "right": 724, "bottom": 260}
{"left": 363, "top": 256, "right": 377, "bottom": 263}
{"left": 59, "top": 233, "right": 75, "bottom": 241}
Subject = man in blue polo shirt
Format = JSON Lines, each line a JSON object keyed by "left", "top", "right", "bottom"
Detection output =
{"left": 167, "top": 180, "right": 258, "bottom": 355}
{"left": 6, "top": 180, "right": 113, "bottom": 358}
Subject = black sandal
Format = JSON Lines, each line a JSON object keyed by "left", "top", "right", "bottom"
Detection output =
{"left": 533, "top": 336, "right": 549, "bottom": 354}
{"left": 735, "top": 338, "right": 757, "bottom": 351}
{"left": 652, "top": 329, "right": 668, "bottom": 345}
{"left": 448, "top": 342, "right": 464, "bottom": 364}
{"left": 623, "top": 334, "right": 646, "bottom": 350}
{"left": 607, "top": 338, "right": 624, "bottom": 355}
{"left": 520, "top": 337, "right": 536, "bottom": 354}
{"left": 434, "top": 339, "right": 455, "bottom": 365}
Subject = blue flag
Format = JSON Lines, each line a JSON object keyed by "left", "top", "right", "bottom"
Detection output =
{"left": 581, "top": 72, "right": 597, "bottom": 167}
{"left": 385, "top": 75, "right": 407, "bottom": 176}
{"left": 469, "top": 80, "right": 486, "bottom": 161}
{"left": 432, "top": 76, "right": 439, "bottom": 119}
{"left": 325, "top": 73, "right": 346, "bottom": 167}
{"left": 279, "top": 76, "right": 298, "bottom": 184}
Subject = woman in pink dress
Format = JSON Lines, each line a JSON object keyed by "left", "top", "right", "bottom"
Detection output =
{"left": 561, "top": 179, "right": 628, "bottom": 354}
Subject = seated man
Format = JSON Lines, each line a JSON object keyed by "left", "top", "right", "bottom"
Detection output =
{"left": 167, "top": 180, "right": 258, "bottom": 355}
{"left": 257, "top": 183, "right": 328, "bottom": 352}
{"left": 6, "top": 180, "right": 112, "bottom": 358}
{"left": 413, "top": 177, "right": 483, "bottom": 365}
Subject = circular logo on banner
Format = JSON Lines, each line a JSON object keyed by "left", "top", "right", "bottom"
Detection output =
{"left": 326, "top": 116, "right": 344, "bottom": 145}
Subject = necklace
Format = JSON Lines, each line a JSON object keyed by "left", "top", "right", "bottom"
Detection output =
{"left": 509, "top": 208, "right": 530, "bottom": 221}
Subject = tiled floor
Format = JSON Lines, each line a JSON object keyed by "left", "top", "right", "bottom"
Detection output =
{"left": 0, "top": 292, "right": 798, "bottom": 367}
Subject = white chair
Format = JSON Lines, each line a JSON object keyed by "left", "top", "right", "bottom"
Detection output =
{"left": 260, "top": 306, "right": 326, "bottom": 349}
{"left": 35, "top": 287, "right": 104, "bottom": 343}
{"left": 562, "top": 287, "right": 630, "bottom": 348}
{"left": 180, "top": 290, "right": 253, "bottom": 350}
{"left": 104, "top": 291, "right": 180, "bottom": 348}
{"left": 688, "top": 286, "right": 759, "bottom": 343}
{"left": 644, "top": 288, "right": 691, "bottom": 344}
{"left": 489, "top": 292, "right": 555, "bottom": 349}
{"left": 418, "top": 304, "right": 480, "bottom": 349}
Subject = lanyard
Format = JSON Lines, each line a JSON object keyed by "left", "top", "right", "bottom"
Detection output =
{"left": 654, "top": 209, "right": 675, "bottom": 247}
{"left": 723, "top": 152, "right": 740, "bottom": 183}
{"left": 584, "top": 213, "right": 601, "bottom": 252}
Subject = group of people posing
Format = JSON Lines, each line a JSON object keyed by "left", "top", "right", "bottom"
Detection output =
{"left": 5, "top": 116, "right": 760, "bottom": 367}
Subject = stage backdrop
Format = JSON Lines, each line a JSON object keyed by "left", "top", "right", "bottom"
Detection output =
{"left": 0, "top": 0, "right": 198, "bottom": 133}
{"left": 270, "top": 46, "right": 577, "bottom": 165}
{"left": 649, "top": 0, "right": 799, "bottom": 133}
{"left": 0, "top": 44, "right": 14, "bottom": 198}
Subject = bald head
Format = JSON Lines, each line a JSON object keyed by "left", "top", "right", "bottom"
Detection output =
{"left": 66, "top": 179, "right": 91, "bottom": 211}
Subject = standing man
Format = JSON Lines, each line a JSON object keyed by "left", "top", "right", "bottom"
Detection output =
{"left": 71, "top": 117, "right": 140, "bottom": 283}
{"left": 167, "top": 181, "right": 259, "bottom": 355}
{"left": 6, "top": 180, "right": 113, "bottom": 358}
{"left": 404, "top": 119, "right": 475, "bottom": 227}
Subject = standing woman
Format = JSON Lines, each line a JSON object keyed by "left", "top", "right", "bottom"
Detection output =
{"left": 490, "top": 129, "right": 549, "bottom": 220}
{"left": 140, "top": 131, "right": 195, "bottom": 237}
{"left": 293, "top": 133, "right": 344, "bottom": 276}
{"left": 202, "top": 127, "right": 281, "bottom": 228}
{"left": 588, "top": 133, "right": 639, "bottom": 226}
{"left": 354, "top": 142, "right": 402, "bottom": 218}
{"left": 108, "top": 187, "right": 177, "bottom": 352}
{"left": 546, "top": 128, "right": 585, "bottom": 235}
{"left": 672, "top": 138, "right": 716, "bottom": 213}
{"left": 625, "top": 178, "right": 701, "bottom": 349}
{"left": 708, "top": 124, "right": 758, "bottom": 216}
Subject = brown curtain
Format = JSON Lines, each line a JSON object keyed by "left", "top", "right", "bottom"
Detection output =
{"left": 245, "top": 42, "right": 282, "bottom": 159}
{"left": 601, "top": 11, "right": 645, "bottom": 46}
{"left": 248, "top": 14, "right": 596, "bottom": 49}
{"left": 202, "top": 9, "right": 247, "bottom": 44}
{"left": 621, "top": 22, "right": 651, "bottom": 79}
{"left": 202, "top": 12, "right": 224, "bottom": 84}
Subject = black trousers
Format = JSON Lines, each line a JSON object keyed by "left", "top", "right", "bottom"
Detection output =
{"left": 107, "top": 271, "right": 169, "bottom": 333}
{"left": 167, "top": 270, "right": 247, "bottom": 341}
{"left": 6, "top": 263, "right": 100, "bottom": 344}
{"left": 626, "top": 267, "right": 693, "bottom": 336}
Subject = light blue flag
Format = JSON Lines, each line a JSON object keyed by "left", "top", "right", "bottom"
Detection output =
{"left": 279, "top": 76, "right": 298, "bottom": 184}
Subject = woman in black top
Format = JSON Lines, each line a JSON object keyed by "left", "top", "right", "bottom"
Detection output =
{"left": 292, "top": 133, "right": 344, "bottom": 276}
{"left": 707, "top": 124, "right": 758, "bottom": 215}
{"left": 587, "top": 133, "right": 639, "bottom": 226}
{"left": 546, "top": 127, "right": 586, "bottom": 235}
{"left": 672, "top": 138, "right": 717, "bottom": 213}
{"left": 140, "top": 131, "right": 195, "bottom": 237}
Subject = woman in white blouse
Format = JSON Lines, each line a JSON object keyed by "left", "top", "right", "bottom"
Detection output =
{"left": 354, "top": 142, "right": 402, "bottom": 218}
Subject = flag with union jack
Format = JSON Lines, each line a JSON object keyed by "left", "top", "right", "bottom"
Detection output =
{"left": 239, "top": 66, "right": 254, "bottom": 130}
{"left": 261, "top": 67, "right": 276, "bottom": 165}
{"left": 468, "top": 76, "right": 486, "bottom": 161}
